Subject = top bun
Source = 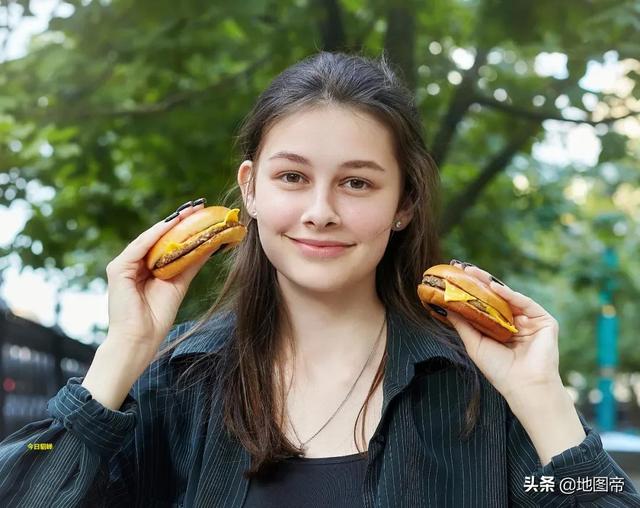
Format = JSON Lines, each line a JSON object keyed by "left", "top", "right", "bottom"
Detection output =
{"left": 145, "top": 206, "right": 239, "bottom": 271}
{"left": 423, "top": 264, "right": 514, "bottom": 325}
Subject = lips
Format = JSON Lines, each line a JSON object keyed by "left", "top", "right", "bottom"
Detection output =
{"left": 288, "top": 237, "right": 354, "bottom": 247}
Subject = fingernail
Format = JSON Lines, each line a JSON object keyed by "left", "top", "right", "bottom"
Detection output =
{"left": 429, "top": 304, "right": 448, "bottom": 317}
{"left": 450, "top": 259, "right": 462, "bottom": 266}
{"left": 490, "top": 275, "right": 505, "bottom": 286}
{"left": 164, "top": 211, "right": 179, "bottom": 222}
{"left": 462, "top": 262, "right": 475, "bottom": 268}
{"left": 192, "top": 197, "right": 206, "bottom": 206}
{"left": 175, "top": 201, "right": 193, "bottom": 213}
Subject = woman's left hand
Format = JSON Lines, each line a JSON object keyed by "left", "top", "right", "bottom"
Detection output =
{"left": 445, "top": 260, "right": 563, "bottom": 402}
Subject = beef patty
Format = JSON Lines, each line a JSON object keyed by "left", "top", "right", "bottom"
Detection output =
{"left": 154, "top": 222, "right": 238, "bottom": 268}
{"left": 421, "top": 275, "right": 487, "bottom": 314}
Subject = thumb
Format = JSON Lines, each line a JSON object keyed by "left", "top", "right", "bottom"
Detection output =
{"left": 170, "top": 250, "right": 217, "bottom": 288}
{"left": 447, "top": 311, "right": 482, "bottom": 358}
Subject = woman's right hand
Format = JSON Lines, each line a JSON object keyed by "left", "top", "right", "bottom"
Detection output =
{"left": 103, "top": 199, "right": 211, "bottom": 353}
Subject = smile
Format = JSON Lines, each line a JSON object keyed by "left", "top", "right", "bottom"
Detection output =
{"left": 288, "top": 237, "right": 354, "bottom": 258}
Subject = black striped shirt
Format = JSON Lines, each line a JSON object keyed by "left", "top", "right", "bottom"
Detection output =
{"left": 0, "top": 308, "right": 638, "bottom": 507}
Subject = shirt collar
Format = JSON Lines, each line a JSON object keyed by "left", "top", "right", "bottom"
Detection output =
{"left": 168, "top": 307, "right": 470, "bottom": 394}
{"left": 168, "top": 311, "right": 233, "bottom": 363}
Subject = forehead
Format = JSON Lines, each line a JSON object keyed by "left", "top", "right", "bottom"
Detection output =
{"left": 258, "top": 105, "right": 398, "bottom": 172}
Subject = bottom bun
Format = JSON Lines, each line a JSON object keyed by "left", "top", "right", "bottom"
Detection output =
{"left": 417, "top": 283, "right": 514, "bottom": 343}
{"left": 151, "top": 225, "right": 246, "bottom": 280}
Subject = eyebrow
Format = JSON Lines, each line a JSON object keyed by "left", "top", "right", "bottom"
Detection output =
{"left": 267, "top": 151, "right": 386, "bottom": 172}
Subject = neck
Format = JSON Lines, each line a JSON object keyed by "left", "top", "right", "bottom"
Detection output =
{"left": 277, "top": 273, "right": 387, "bottom": 381}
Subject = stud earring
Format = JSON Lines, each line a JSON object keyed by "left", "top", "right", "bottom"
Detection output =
{"left": 393, "top": 220, "right": 402, "bottom": 230}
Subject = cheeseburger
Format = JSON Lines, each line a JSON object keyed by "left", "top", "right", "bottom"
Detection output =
{"left": 146, "top": 206, "right": 247, "bottom": 280}
{"left": 417, "top": 264, "right": 518, "bottom": 343}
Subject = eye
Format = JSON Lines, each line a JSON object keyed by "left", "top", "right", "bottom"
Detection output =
{"left": 345, "top": 178, "right": 371, "bottom": 191}
{"left": 278, "top": 172, "right": 372, "bottom": 191}
{"left": 280, "top": 172, "right": 303, "bottom": 184}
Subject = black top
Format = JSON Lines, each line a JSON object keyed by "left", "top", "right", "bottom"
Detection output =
{"left": 243, "top": 452, "right": 368, "bottom": 508}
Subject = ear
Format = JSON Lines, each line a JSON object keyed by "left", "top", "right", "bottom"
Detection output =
{"left": 394, "top": 203, "right": 414, "bottom": 231}
{"left": 237, "top": 160, "right": 256, "bottom": 212}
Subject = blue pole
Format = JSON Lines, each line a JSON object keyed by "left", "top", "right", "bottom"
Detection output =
{"left": 596, "top": 247, "right": 618, "bottom": 432}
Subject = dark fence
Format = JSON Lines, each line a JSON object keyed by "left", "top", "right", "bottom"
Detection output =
{"left": 0, "top": 307, "right": 96, "bottom": 440}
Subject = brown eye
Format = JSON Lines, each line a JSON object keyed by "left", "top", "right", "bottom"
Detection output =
{"left": 345, "top": 178, "right": 370, "bottom": 191}
{"left": 278, "top": 173, "right": 371, "bottom": 191}
{"left": 280, "top": 172, "right": 303, "bottom": 183}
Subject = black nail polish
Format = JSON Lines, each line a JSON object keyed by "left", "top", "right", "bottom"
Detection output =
{"left": 192, "top": 197, "right": 206, "bottom": 206}
{"left": 490, "top": 275, "right": 505, "bottom": 286}
{"left": 462, "top": 262, "right": 475, "bottom": 268}
{"left": 450, "top": 259, "right": 462, "bottom": 266}
{"left": 164, "top": 211, "right": 179, "bottom": 222}
{"left": 175, "top": 201, "right": 193, "bottom": 213}
{"left": 429, "top": 304, "right": 448, "bottom": 317}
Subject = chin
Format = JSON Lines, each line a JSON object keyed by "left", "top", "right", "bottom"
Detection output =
{"left": 277, "top": 266, "right": 354, "bottom": 294}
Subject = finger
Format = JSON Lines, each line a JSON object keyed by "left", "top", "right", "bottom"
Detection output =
{"left": 488, "top": 280, "right": 548, "bottom": 318}
{"left": 170, "top": 247, "right": 214, "bottom": 286}
{"left": 461, "top": 263, "right": 545, "bottom": 317}
{"left": 117, "top": 200, "right": 206, "bottom": 264}
{"left": 117, "top": 218, "right": 180, "bottom": 264}
{"left": 447, "top": 311, "right": 482, "bottom": 357}
{"left": 169, "top": 198, "right": 206, "bottom": 218}
{"left": 460, "top": 264, "right": 496, "bottom": 289}
{"left": 448, "top": 311, "right": 515, "bottom": 367}
{"left": 449, "top": 260, "right": 492, "bottom": 290}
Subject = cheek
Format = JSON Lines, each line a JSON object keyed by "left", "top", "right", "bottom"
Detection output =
{"left": 348, "top": 204, "right": 395, "bottom": 242}
{"left": 258, "top": 205, "right": 298, "bottom": 232}
{"left": 254, "top": 180, "right": 299, "bottom": 229}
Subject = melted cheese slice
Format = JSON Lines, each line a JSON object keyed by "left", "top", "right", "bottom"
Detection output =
{"left": 164, "top": 241, "right": 182, "bottom": 254}
{"left": 484, "top": 304, "right": 518, "bottom": 333}
{"left": 225, "top": 208, "right": 240, "bottom": 223}
{"left": 444, "top": 281, "right": 476, "bottom": 302}
{"left": 443, "top": 280, "right": 518, "bottom": 333}
{"left": 163, "top": 208, "right": 240, "bottom": 254}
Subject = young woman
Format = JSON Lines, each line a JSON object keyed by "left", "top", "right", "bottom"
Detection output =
{"left": 1, "top": 52, "right": 638, "bottom": 508}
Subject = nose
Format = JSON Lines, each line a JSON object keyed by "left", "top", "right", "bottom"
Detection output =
{"left": 299, "top": 185, "right": 341, "bottom": 228}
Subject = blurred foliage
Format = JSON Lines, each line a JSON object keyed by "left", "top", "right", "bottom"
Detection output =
{"left": 0, "top": 0, "right": 639, "bottom": 381}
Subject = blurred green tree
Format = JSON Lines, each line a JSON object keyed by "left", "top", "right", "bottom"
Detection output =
{"left": 0, "top": 0, "right": 639, "bottom": 381}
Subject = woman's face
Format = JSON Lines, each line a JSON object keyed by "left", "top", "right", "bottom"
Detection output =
{"left": 239, "top": 104, "right": 406, "bottom": 294}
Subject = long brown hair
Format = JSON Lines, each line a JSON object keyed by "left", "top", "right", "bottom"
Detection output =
{"left": 154, "top": 51, "right": 481, "bottom": 478}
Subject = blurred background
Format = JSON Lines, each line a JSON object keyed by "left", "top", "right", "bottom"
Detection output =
{"left": 0, "top": 0, "right": 639, "bottom": 480}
